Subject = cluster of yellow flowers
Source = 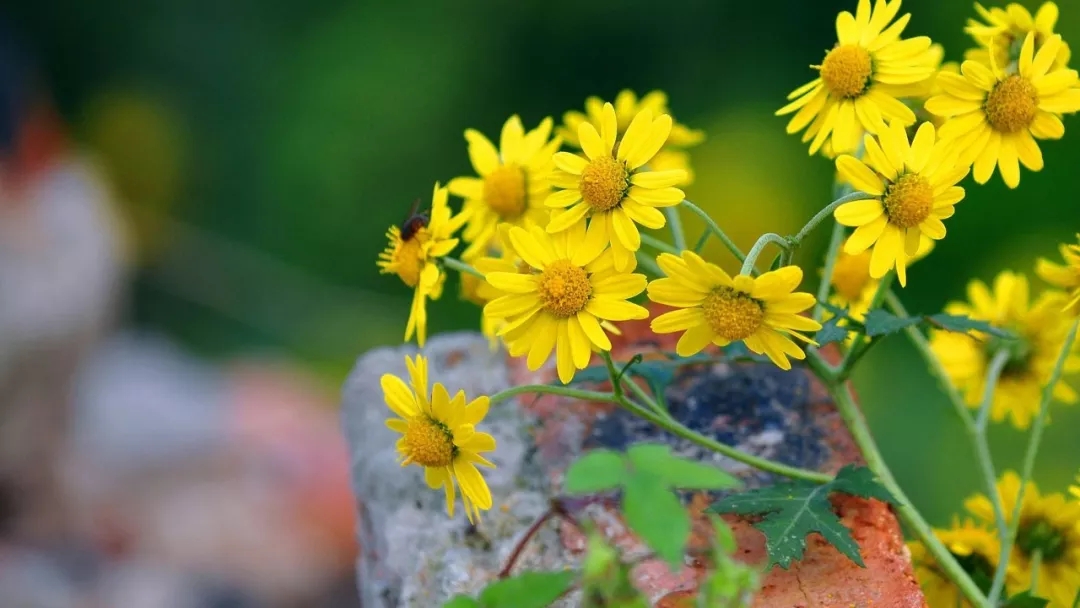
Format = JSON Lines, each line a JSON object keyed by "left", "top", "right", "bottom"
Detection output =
{"left": 911, "top": 470, "right": 1080, "bottom": 607}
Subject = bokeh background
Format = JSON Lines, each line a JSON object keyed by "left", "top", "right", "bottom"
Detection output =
{"left": 2, "top": 0, "right": 1079, "bottom": 605}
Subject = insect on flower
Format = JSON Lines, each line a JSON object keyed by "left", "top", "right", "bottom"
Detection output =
{"left": 399, "top": 197, "right": 430, "bottom": 241}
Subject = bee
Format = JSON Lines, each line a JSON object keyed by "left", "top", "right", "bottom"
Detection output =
{"left": 400, "top": 198, "right": 430, "bottom": 241}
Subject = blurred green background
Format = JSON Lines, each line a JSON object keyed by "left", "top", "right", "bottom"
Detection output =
{"left": 7, "top": 0, "right": 1080, "bottom": 524}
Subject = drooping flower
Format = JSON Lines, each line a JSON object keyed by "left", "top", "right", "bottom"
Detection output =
{"left": 558, "top": 89, "right": 704, "bottom": 184}
{"left": 1036, "top": 233, "right": 1080, "bottom": 315}
{"left": 833, "top": 121, "right": 968, "bottom": 286}
{"left": 929, "top": 271, "right": 1080, "bottom": 429}
{"left": 546, "top": 102, "right": 687, "bottom": 272}
{"left": 966, "top": 471, "right": 1080, "bottom": 605}
{"left": 381, "top": 354, "right": 496, "bottom": 523}
{"left": 964, "top": 2, "right": 1071, "bottom": 72}
{"left": 482, "top": 224, "right": 649, "bottom": 384}
{"left": 377, "top": 182, "right": 465, "bottom": 346}
{"left": 448, "top": 116, "right": 561, "bottom": 258}
{"left": 647, "top": 251, "right": 821, "bottom": 370}
{"left": 777, "top": 0, "right": 939, "bottom": 156}
{"left": 926, "top": 32, "right": 1080, "bottom": 188}
{"left": 908, "top": 518, "right": 1012, "bottom": 608}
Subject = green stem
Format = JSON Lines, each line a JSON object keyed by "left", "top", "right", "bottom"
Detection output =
{"left": 601, "top": 351, "right": 624, "bottom": 400}
{"left": 828, "top": 382, "right": 988, "bottom": 607}
{"left": 664, "top": 206, "right": 687, "bottom": 251}
{"left": 693, "top": 228, "right": 711, "bottom": 253}
{"left": 640, "top": 233, "right": 680, "bottom": 255}
{"left": 791, "top": 190, "right": 873, "bottom": 246}
{"left": 488, "top": 383, "right": 830, "bottom": 484}
{"left": 442, "top": 256, "right": 484, "bottom": 279}
{"left": 975, "top": 350, "right": 1012, "bottom": 562}
{"left": 989, "top": 319, "right": 1080, "bottom": 604}
{"left": 976, "top": 350, "right": 1010, "bottom": 433}
{"left": 681, "top": 200, "right": 746, "bottom": 262}
{"left": 838, "top": 272, "right": 895, "bottom": 374}
{"left": 635, "top": 251, "right": 664, "bottom": 277}
{"left": 1030, "top": 550, "right": 1042, "bottom": 596}
{"left": 621, "top": 372, "right": 674, "bottom": 421}
{"left": 740, "top": 233, "right": 788, "bottom": 276}
{"left": 814, "top": 221, "right": 847, "bottom": 323}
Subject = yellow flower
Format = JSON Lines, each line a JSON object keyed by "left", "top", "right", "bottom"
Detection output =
{"left": 1036, "top": 233, "right": 1080, "bottom": 315}
{"left": 546, "top": 103, "right": 687, "bottom": 272}
{"left": 647, "top": 251, "right": 821, "bottom": 370}
{"left": 827, "top": 235, "right": 934, "bottom": 323}
{"left": 777, "top": 0, "right": 938, "bottom": 156}
{"left": 966, "top": 471, "right": 1080, "bottom": 605}
{"left": 929, "top": 271, "right": 1080, "bottom": 429}
{"left": 964, "top": 2, "right": 1071, "bottom": 72}
{"left": 833, "top": 121, "right": 968, "bottom": 287}
{"left": 909, "top": 518, "right": 1009, "bottom": 608}
{"left": 381, "top": 354, "right": 496, "bottom": 523}
{"left": 377, "top": 182, "right": 464, "bottom": 346}
{"left": 558, "top": 89, "right": 704, "bottom": 184}
{"left": 1070, "top": 472, "right": 1080, "bottom": 501}
{"left": 482, "top": 224, "right": 649, "bottom": 384}
{"left": 448, "top": 116, "right": 562, "bottom": 258}
{"left": 926, "top": 32, "right": 1080, "bottom": 189}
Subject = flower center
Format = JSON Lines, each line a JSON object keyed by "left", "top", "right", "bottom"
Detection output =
{"left": 483, "top": 165, "right": 528, "bottom": 219}
{"left": 538, "top": 259, "right": 592, "bottom": 317}
{"left": 1016, "top": 518, "right": 1067, "bottom": 562}
{"left": 403, "top": 416, "right": 456, "bottom": 468}
{"left": 831, "top": 251, "right": 874, "bottom": 302}
{"left": 883, "top": 173, "right": 934, "bottom": 229}
{"left": 985, "top": 329, "right": 1033, "bottom": 378}
{"left": 985, "top": 75, "right": 1039, "bottom": 133}
{"left": 394, "top": 233, "right": 427, "bottom": 287}
{"left": 579, "top": 155, "right": 630, "bottom": 212}
{"left": 820, "top": 44, "right": 874, "bottom": 99}
{"left": 702, "top": 287, "right": 766, "bottom": 341}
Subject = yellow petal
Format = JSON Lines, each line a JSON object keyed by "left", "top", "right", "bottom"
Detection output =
{"left": 486, "top": 272, "right": 537, "bottom": 294}
{"left": 553, "top": 152, "right": 588, "bottom": 175}
{"left": 578, "top": 122, "right": 607, "bottom": 161}
{"left": 675, "top": 323, "right": 714, "bottom": 357}
{"left": 752, "top": 266, "right": 803, "bottom": 299}
{"left": 610, "top": 207, "right": 641, "bottom": 251}
{"left": 836, "top": 156, "right": 885, "bottom": 195}
{"left": 835, "top": 198, "right": 886, "bottom": 226}
{"left": 465, "top": 129, "right": 500, "bottom": 175}
{"left": 652, "top": 308, "right": 706, "bottom": 333}
{"left": 576, "top": 311, "right": 612, "bottom": 351}
{"left": 453, "top": 460, "right": 492, "bottom": 510}
{"left": 381, "top": 374, "right": 419, "bottom": 418}
{"left": 907, "top": 122, "right": 936, "bottom": 173}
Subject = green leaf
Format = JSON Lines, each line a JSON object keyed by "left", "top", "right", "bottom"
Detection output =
{"left": 818, "top": 301, "right": 851, "bottom": 319}
{"left": 442, "top": 596, "right": 480, "bottom": 608}
{"left": 478, "top": 571, "right": 575, "bottom": 608}
{"left": 626, "top": 443, "right": 740, "bottom": 490}
{"left": 813, "top": 317, "right": 850, "bottom": 346}
{"left": 565, "top": 365, "right": 609, "bottom": 385}
{"left": 1001, "top": 590, "right": 1050, "bottom": 608}
{"left": 927, "top": 313, "right": 1013, "bottom": 338}
{"left": 863, "top": 309, "right": 921, "bottom": 337}
{"left": 708, "top": 466, "right": 898, "bottom": 569}
{"left": 627, "top": 360, "right": 675, "bottom": 399}
{"left": 564, "top": 449, "right": 627, "bottom": 494}
{"left": 622, "top": 471, "right": 690, "bottom": 569}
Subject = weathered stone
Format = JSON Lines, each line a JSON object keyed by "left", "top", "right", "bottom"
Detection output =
{"left": 342, "top": 316, "right": 926, "bottom": 607}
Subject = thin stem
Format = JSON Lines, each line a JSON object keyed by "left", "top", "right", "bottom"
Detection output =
{"left": 498, "top": 508, "right": 555, "bottom": 578}
{"left": 814, "top": 221, "right": 846, "bottom": 323}
{"left": 975, "top": 350, "right": 1011, "bottom": 567}
{"left": 640, "top": 233, "right": 680, "bottom": 255}
{"left": 989, "top": 319, "right": 1080, "bottom": 604}
{"left": 838, "top": 273, "right": 895, "bottom": 374}
{"left": 623, "top": 375, "right": 674, "bottom": 421}
{"left": 635, "top": 250, "right": 664, "bottom": 277}
{"left": 791, "top": 190, "right": 873, "bottom": 246}
{"left": 664, "top": 206, "right": 687, "bottom": 251}
{"left": 976, "top": 350, "right": 1010, "bottom": 433}
{"left": 601, "top": 351, "right": 624, "bottom": 400}
{"left": 681, "top": 200, "right": 746, "bottom": 262}
{"left": 693, "top": 228, "right": 711, "bottom": 253}
{"left": 1030, "top": 550, "right": 1042, "bottom": 596}
{"left": 442, "top": 256, "right": 484, "bottom": 279}
{"left": 740, "top": 233, "right": 788, "bottom": 276}
{"left": 828, "top": 382, "right": 988, "bottom": 607}
{"left": 489, "top": 384, "right": 621, "bottom": 407}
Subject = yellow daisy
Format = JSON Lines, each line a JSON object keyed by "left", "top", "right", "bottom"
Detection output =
{"left": 966, "top": 470, "right": 1080, "bottom": 605}
{"left": 647, "top": 251, "right": 821, "bottom": 370}
{"left": 558, "top": 89, "right": 704, "bottom": 184}
{"left": 377, "top": 182, "right": 464, "bottom": 346}
{"left": 926, "top": 32, "right": 1080, "bottom": 189}
{"left": 964, "top": 2, "right": 1071, "bottom": 72}
{"left": 448, "top": 115, "right": 562, "bottom": 259}
{"left": 833, "top": 120, "right": 968, "bottom": 287}
{"left": 482, "top": 224, "right": 649, "bottom": 384}
{"left": 1070, "top": 472, "right": 1079, "bottom": 500}
{"left": 1036, "top": 233, "right": 1080, "bottom": 315}
{"left": 827, "top": 235, "right": 934, "bottom": 323}
{"left": 777, "top": 0, "right": 938, "bottom": 156}
{"left": 381, "top": 354, "right": 496, "bottom": 523}
{"left": 908, "top": 518, "right": 1010, "bottom": 608}
{"left": 929, "top": 271, "right": 1080, "bottom": 429}
{"left": 546, "top": 103, "right": 687, "bottom": 272}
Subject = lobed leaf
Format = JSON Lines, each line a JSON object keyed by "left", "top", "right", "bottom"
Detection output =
{"left": 622, "top": 471, "right": 690, "bottom": 569}
{"left": 927, "top": 313, "right": 1013, "bottom": 338}
{"left": 813, "top": 317, "right": 850, "bottom": 347}
{"left": 863, "top": 309, "right": 921, "bottom": 337}
{"left": 564, "top": 449, "right": 626, "bottom": 494}
{"left": 627, "top": 443, "right": 740, "bottom": 490}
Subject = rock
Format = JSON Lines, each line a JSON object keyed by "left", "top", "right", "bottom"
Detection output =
{"left": 341, "top": 320, "right": 927, "bottom": 607}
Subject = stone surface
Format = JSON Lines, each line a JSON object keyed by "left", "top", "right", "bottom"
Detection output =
{"left": 342, "top": 316, "right": 927, "bottom": 607}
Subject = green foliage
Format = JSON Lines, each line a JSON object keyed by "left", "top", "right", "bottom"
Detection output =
{"left": 564, "top": 444, "right": 740, "bottom": 569}
{"left": 862, "top": 310, "right": 921, "bottom": 337}
{"left": 813, "top": 317, "right": 850, "bottom": 346}
{"left": 697, "top": 515, "right": 759, "bottom": 607}
{"left": 1001, "top": 590, "right": 1050, "bottom": 608}
{"left": 860, "top": 310, "right": 1013, "bottom": 339}
{"left": 926, "top": 313, "right": 1013, "bottom": 338}
{"left": 442, "top": 596, "right": 480, "bottom": 608}
{"left": 479, "top": 571, "right": 575, "bottom": 608}
{"left": 709, "top": 465, "right": 899, "bottom": 569}
{"left": 581, "top": 531, "right": 649, "bottom": 607}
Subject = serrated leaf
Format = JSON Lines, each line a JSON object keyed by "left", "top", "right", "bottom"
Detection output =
{"left": 627, "top": 443, "right": 739, "bottom": 490}
{"left": 818, "top": 301, "right": 851, "bottom": 319}
{"left": 829, "top": 465, "right": 901, "bottom": 505}
{"left": 623, "top": 471, "right": 690, "bottom": 569}
{"left": 927, "top": 313, "right": 1013, "bottom": 338}
{"left": 478, "top": 571, "right": 575, "bottom": 608}
{"left": 863, "top": 309, "right": 921, "bottom": 337}
{"left": 564, "top": 449, "right": 626, "bottom": 494}
{"left": 813, "top": 317, "right": 850, "bottom": 346}
{"left": 1001, "top": 590, "right": 1050, "bottom": 608}
{"left": 442, "top": 596, "right": 480, "bottom": 608}
{"left": 708, "top": 466, "right": 896, "bottom": 569}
